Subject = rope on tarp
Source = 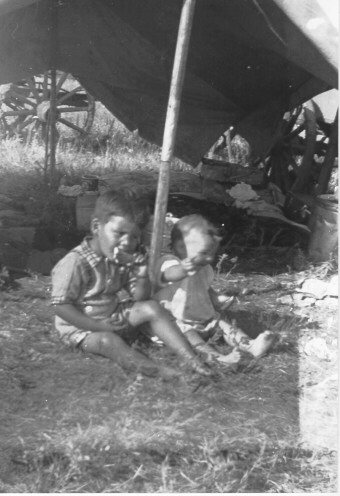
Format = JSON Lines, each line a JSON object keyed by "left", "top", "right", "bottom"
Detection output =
{"left": 252, "top": 0, "right": 287, "bottom": 46}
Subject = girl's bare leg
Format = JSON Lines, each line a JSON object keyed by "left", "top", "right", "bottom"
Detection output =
{"left": 80, "top": 331, "right": 179, "bottom": 380}
{"left": 184, "top": 328, "right": 241, "bottom": 366}
{"left": 219, "top": 320, "right": 275, "bottom": 358}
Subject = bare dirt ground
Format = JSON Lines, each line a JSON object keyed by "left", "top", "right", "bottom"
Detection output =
{"left": 0, "top": 253, "right": 337, "bottom": 493}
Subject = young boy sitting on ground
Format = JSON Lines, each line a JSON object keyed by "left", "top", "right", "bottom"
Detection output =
{"left": 51, "top": 191, "right": 212, "bottom": 380}
{"left": 153, "top": 214, "right": 275, "bottom": 364}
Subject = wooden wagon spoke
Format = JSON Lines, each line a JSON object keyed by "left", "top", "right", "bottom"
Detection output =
{"left": 17, "top": 116, "right": 36, "bottom": 132}
{"left": 5, "top": 101, "right": 22, "bottom": 111}
{"left": 6, "top": 95, "right": 27, "bottom": 109}
{"left": 9, "top": 115, "right": 28, "bottom": 130}
{"left": 57, "top": 106, "right": 89, "bottom": 113}
{"left": 42, "top": 73, "right": 49, "bottom": 100}
{"left": 7, "top": 91, "right": 37, "bottom": 108}
{"left": 0, "top": 117, "right": 13, "bottom": 133}
{"left": 57, "top": 86, "right": 83, "bottom": 105}
{"left": 6, "top": 116, "right": 22, "bottom": 130}
{"left": 57, "top": 117, "right": 87, "bottom": 134}
{"left": 27, "top": 77, "right": 42, "bottom": 103}
{"left": 2, "top": 109, "right": 34, "bottom": 117}
{"left": 55, "top": 72, "right": 69, "bottom": 93}
{"left": 283, "top": 106, "right": 303, "bottom": 136}
{"left": 291, "top": 102, "right": 317, "bottom": 194}
{"left": 29, "top": 120, "right": 41, "bottom": 135}
{"left": 316, "top": 109, "right": 338, "bottom": 195}
{"left": 285, "top": 148, "right": 299, "bottom": 173}
{"left": 285, "top": 123, "right": 305, "bottom": 142}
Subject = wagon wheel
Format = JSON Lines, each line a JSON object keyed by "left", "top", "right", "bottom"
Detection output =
{"left": 0, "top": 71, "right": 95, "bottom": 143}
{"left": 265, "top": 102, "right": 332, "bottom": 196}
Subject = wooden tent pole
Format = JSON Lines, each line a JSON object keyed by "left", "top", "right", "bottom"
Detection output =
{"left": 49, "top": 67, "right": 57, "bottom": 179}
{"left": 48, "top": 0, "right": 58, "bottom": 182}
{"left": 149, "top": 0, "right": 197, "bottom": 285}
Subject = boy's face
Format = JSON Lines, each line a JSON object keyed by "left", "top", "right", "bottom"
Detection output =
{"left": 175, "top": 228, "right": 220, "bottom": 266}
{"left": 91, "top": 215, "right": 140, "bottom": 260}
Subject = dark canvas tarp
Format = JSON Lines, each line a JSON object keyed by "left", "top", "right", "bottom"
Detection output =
{"left": 0, "top": 0, "right": 338, "bottom": 165}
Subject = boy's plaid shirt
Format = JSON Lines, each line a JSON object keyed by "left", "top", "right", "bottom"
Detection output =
{"left": 51, "top": 237, "right": 139, "bottom": 308}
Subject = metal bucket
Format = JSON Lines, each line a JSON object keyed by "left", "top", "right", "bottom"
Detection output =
{"left": 308, "top": 194, "right": 338, "bottom": 262}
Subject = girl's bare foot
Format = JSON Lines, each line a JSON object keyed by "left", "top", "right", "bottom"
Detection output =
{"left": 215, "top": 347, "right": 242, "bottom": 365}
{"left": 196, "top": 344, "right": 241, "bottom": 366}
{"left": 239, "top": 330, "right": 275, "bottom": 358}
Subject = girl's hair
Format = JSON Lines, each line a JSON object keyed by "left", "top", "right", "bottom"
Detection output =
{"left": 170, "top": 214, "right": 220, "bottom": 247}
{"left": 92, "top": 189, "right": 150, "bottom": 228}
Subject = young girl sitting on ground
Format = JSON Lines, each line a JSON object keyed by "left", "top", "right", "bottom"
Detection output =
{"left": 51, "top": 191, "right": 212, "bottom": 380}
{"left": 153, "top": 214, "right": 275, "bottom": 364}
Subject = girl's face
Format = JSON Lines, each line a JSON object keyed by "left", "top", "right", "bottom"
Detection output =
{"left": 91, "top": 215, "right": 140, "bottom": 260}
{"left": 175, "top": 228, "right": 220, "bottom": 266}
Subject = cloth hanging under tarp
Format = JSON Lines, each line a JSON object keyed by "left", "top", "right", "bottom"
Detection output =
{"left": 0, "top": 0, "right": 337, "bottom": 165}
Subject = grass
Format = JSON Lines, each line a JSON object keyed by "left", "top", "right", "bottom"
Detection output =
{"left": 0, "top": 103, "right": 190, "bottom": 186}
{"left": 0, "top": 272, "right": 337, "bottom": 492}
{"left": 0, "top": 103, "right": 338, "bottom": 492}
{"left": 0, "top": 103, "right": 193, "bottom": 232}
{"left": 3, "top": 427, "right": 332, "bottom": 493}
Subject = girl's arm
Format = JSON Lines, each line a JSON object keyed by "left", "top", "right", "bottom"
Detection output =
{"left": 162, "top": 258, "right": 196, "bottom": 282}
{"left": 54, "top": 304, "right": 115, "bottom": 332}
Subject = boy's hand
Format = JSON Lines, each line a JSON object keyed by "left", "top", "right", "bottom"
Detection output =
{"left": 113, "top": 248, "right": 148, "bottom": 275}
{"left": 131, "top": 252, "right": 149, "bottom": 278}
{"left": 99, "top": 319, "right": 119, "bottom": 333}
{"left": 112, "top": 247, "right": 135, "bottom": 267}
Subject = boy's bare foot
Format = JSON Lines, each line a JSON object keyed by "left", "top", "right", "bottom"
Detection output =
{"left": 158, "top": 366, "right": 181, "bottom": 381}
{"left": 186, "top": 356, "right": 213, "bottom": 376}
{"left": 137, "top": 364, "right": 161, "bottom": 377}
{"left": 239, "top": 330, "right": 275, "bottom": 358}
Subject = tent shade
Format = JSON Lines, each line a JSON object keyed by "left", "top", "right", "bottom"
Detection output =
{"left": 0, "top": 0, "right": 338, "bottom": 165}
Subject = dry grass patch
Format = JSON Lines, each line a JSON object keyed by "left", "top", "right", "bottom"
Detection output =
{"left": 0, "top": 273, "right": 337, "bottom": 492}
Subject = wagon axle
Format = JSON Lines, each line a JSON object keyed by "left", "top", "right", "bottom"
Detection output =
{"left": 36, "top": 100, "right": 61, "bottom": 123}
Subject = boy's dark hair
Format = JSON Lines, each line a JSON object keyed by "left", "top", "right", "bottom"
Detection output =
{"left": 170, "top": 214, "right": 220, "bottom": 247}
{"left": 92, "top": 189, "right": 150, "bottom": 228}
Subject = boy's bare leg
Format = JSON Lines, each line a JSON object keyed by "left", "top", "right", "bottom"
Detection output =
{"left": 81, "top": 331, "right": 179, "bottom": 380}
{"left": 185, "top": 328, "right": 241, "bottom": 366}
{"left": 219, "top": 320, "right": 275, "bottom": 358}
{"left": 129, "top": 301, "right": 212, "bottom": 376}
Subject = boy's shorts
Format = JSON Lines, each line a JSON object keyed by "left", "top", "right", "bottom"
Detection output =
{"left": 55, "top": 300, "right": 135, "bottom": 348}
